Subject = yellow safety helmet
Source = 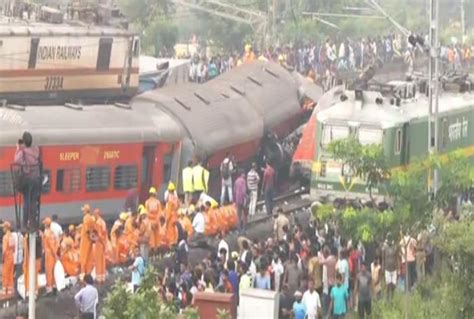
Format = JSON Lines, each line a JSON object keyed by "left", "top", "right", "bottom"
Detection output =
{"left": 245, "top": 44, "right": 252, "bottom": 52}
{"left": 168, "top": 182, "right": 176, "bottom": 191}
{"left": 119, "top": 212, "right": 128, "bottom": 221}
{"left": 139, "top": 209, "right": 148, "bottom": 216}
{"left": 149, "top": 187, "right": 157, "bottom": 194}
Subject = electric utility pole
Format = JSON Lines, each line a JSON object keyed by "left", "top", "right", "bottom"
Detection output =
{"left": 428, "top": 0, "right": 440, "bottom": 196}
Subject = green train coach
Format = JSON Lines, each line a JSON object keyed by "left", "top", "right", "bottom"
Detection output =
{"left": 310, "top": 80, "right": 474, "bottom": 201}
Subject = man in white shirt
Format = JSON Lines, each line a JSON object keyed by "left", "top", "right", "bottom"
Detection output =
{"left": 192, "top": 207, "right": 206, "bottom": 247}
{"left": 217, "top": 231, "right": 229, "bottom": 264}
{"left": 302, "top": 278, "right": 322, "bottom": 319}
{"left": 74, "top": 274, "right": 98, "bottom": 319}
{"left": 50, "top": 214, "right": 63, "bottom": 241}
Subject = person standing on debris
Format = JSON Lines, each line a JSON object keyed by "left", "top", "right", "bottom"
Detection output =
{"left": 1, "top": 221, "right": 15, "bottom": 295}
{"left": 130, "top": 246, "right": 145, "bottom": 293}
{"left": 262, "top": 159, "right": 275, "bottom": 216}
{"left": 192, "top": 160, "right": 207, "bottom": 201}
{"left": 234, "top": 169, "right": 247, "bottom": 234}
{"left": 247, "top": 162, "right": 260, "bottom": 217}
{"left": 50, "top": 214, "right": 63, "bottom": 242}
{"left": 220, "top": 153, "right": 234, "bottom": 205}
{"left": 74, "top": 274, "right": 98, "bottom": 319}
{"left": 182, "top": 161, "right": 194, "bottom": 207}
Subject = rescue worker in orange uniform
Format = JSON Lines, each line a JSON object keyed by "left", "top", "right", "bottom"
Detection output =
{"left": 94, "top": 208, "right": 108, "bottom": 283}
{"left": 79, "top": 204, "right": 96, "bottom": 277}
{"left": 204, "top": 201, "right": 218, "bottom": 236}
{"left": 138, "top": 207, "right": 152, "bottom": 265}
{"left": 110, "top": 213, "right": 127, "bottom": 265}
{"left": 61, "top": 236, "right": 80, "bottom": 277}
{"left": 116, "top": 227, "right": 129, "bottom": 264}
{"left": 164, "top": 182, "right": 179, "bottom": 247}
{"left": 1, "top": 222, "right": 15, "bottom": 295}
{"left": 43, "top": 217, "right": 58, "bottom": 294}
{"left": 145, "top": 187, "right": 162, "bottom": 255}
{"left": 124, "top": 211, "right": 139, "bottom": 251}
{"left": 60, "top": 225, "right": 76, "bottom": 256}
{"left": 157, "top": 216, "right": 168, "bottom": 253}
{"left": 243, "top": 44, "right": 256, "bottom": 63}
{"left": 179, "top": 205, "right": 194, "bottom": 240}
{"left": 23, "top": 233, "right": 41, "bottom": 297}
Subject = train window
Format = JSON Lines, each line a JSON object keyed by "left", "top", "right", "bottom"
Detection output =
{"left": 163, "top": 153, "right": 173, "bottom": 184}
{"left": 114, "top": 165, "right": 138, "bottom": 190}
{"left": 28, "top": 38, "right": 39, "bottom": 69}
{"left": 322, "top": 125, "right": 349, "bottom": 147}
{"left": 359, "top": 128, "right": 383, "bottom": 145}
{"left": 42, "top": 169, "right": 51, "bottom": 194}
{"left": 96, "top": 38, "right": 113, "bottom": 71}
{"left": 86, "top": 166, "right": 111, "bottom": 192}
{"left": 56, "top": 168, "right": 81, "bottom": 193}
{"left": 395, "top": 129, "right": 403, "bottom": 154}
{"left": 0, "top": 171, "right": 13, "bottom": 197}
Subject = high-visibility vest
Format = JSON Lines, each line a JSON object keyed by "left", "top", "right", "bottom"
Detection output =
{"left": 192, "top": 165, "right": 205, "bottom": 192}
{"left": 203, "top": 168, "right": 209, "bottom": 193}
{"left": 182, "top": 167, "right": 194, "bottom": 193}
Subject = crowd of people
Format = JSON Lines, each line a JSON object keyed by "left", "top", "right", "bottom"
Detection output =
{"left": 187, "top": 33, "right": 474, "bottom": 89}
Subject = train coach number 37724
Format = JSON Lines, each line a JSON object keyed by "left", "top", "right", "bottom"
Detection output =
{"left": 45, "top": 76, "right": 64, "bottom": 91}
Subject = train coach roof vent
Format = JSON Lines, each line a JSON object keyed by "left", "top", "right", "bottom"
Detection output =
{"left": 174, "top": 97, "right": 191, "bottom": 111}
{"left": 113, "top": 102, "right": 131, "bottom": 109}
{"left": 64, "top": 103, "right": 83, "bottom": 111}
{"left": 221, "top": 93, "right": 230, "bottom": 99}
{"left": 247, "top": 76, "right": 263, "bottom": 86}
{"left": 193, "top": 92, "right": 210, "bottom": 105}
{"left": 230, "top": 85, "right": 245, "bottom": 96}
{"left": 263, "top": 67, "right": 279, "bottom": 79}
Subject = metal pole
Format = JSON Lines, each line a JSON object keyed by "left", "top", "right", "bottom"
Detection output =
{"left": 461, "top": 0, "right": 465, "bottom": 44}
{"left": 28, "top": 232, "right": 36, "bottom": 319}
{"left": 428, "top": 0, "right": 440, "bottom": 195}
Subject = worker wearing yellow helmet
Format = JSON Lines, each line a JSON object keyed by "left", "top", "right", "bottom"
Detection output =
{"left": 145, "top": 186, "right": 162, "bottom": 254}
{"left": 164, "top": 181, "right": 180, "bottom": 247}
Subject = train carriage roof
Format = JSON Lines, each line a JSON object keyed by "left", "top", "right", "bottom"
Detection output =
{"left": 133, "top": 81, "right": 263, "bottom": 159}
{"left": 0, "top": 103, "right": 182, "bottom": 147}
{"left": 317, "top": 88, "right": 473, "bottom": 129}
{"left": 209, "top": 61, "right": 302, "bottom": 130}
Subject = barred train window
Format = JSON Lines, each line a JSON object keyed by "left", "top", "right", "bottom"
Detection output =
{"left": 0, "top": 171, "right": 13, "bottom": 197}
{"left": 114, "top": 165, "right": 138, "bottom": 190}
{"left": 56, "top": 168, "right": 81, "bottom": 193}
{"left": 395, "top": 129, "right": 402, "bottom": 154}
{"left": 86, "top": 166, "right": 111, "bottom": 192}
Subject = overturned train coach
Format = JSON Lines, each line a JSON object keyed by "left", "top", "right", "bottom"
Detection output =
{"left": 301, "top": 79, "right": 474, "bottom": 202}
{"left": 0, "top": 61, "right": 319, "bottom": 222}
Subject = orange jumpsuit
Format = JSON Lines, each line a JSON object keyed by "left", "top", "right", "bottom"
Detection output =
{"left": 23, "top": 234, "right": 41, "bottom": 294}
{"left": 179, "top": 216, "right": 194, "bottom": 239}
{"left": 61, "top": 238, "right": 80, "bottom": 277}
{"left": 146, "top": 197, "right": 162, "bottom": 250}
{"left": 117, "top": 235, "right": 129, "bottom": 264}
{"left": 165, "top": 194, "right": 179, "bottom": 246}
{"left": 43, "top": 227, "right": 58, "bottom": 290}
{"left": 157, "top": 221, "right": 168, "bottom": 249}
{"left": 95, "top": 216, "right": 108, "bottom": 282}
{"left": 138, "top": 217, "right": 152, "bottom": 250}
{"left": 110, "top": 220, "right": 122, "bottom": 264}
{"left": 79, "top": 213, "right": 96, "bottom": 276}
{"left": 2, "top": 230, "right": 14, "bottom": 293}
{"left": 124, "top": 216, "right": 138, "bottom": 250}
{"left": 205, "top": 209, "right": 218, "bottom": 236}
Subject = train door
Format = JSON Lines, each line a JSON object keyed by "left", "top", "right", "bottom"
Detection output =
{"left": 141, "top": 145, "right": 156, "bottom": 202}
{"left": 401, "top": 123, "right": 410, "bottom": 166}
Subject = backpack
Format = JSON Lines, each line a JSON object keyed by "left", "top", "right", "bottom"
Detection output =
{"left": 221, "top": 160, "right": 231, "bottom": 179}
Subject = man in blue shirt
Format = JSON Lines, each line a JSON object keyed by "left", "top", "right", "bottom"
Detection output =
{"left": 227, "top": 260, "right": 240, "bottom": 296}
{"left": 329, "top": 273, "right": 349, "bottom": 318}
{"left": 293, "top": 290, "right": 307, "bottom": 319}
{"left": 129, "top": 247, "right": 145, "bottom": 293}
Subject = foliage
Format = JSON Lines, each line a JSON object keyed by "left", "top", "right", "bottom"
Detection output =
{"left": 328, "top": 138, "right": 389, "bottom": 201}
{"left": 102, "top": 280, "right": 131, "bottom": 319}
{"left": 217, "top": 308, "right": 231, "bottom": 319}
{"left": 312, "top": 203, "right": 336, "bottom": 223}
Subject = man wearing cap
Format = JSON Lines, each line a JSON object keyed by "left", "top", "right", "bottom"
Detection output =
{"left": 94, "top": 209, "right": 107, "bottom": 283}
{"left": 61, "top": 234, "right": 80, "bottom": 277}
{"left": 79, "top": 204, "right": 96, "bottom": 277}
{"left": 145, "top": 187, "right": 162, "bottom": 219}
{"left": 2, "top": 222, "right": 15, "bottom": 295}
{"left": 43, "top": 217, "right": 58, "bottom": 294}
{"left": 292, "top": 290, "right": 307, "bottom": 319}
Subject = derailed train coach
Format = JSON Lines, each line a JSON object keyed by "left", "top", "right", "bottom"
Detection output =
{"left": 0, "top": 61, "right": 317, "bottom": 222}
{"left": 308, "top": 79, "right": 474, "bottom": 203}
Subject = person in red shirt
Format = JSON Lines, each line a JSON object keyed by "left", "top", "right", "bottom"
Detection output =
{"left": 262, "top": 159, "right": 275, "bottom": 216}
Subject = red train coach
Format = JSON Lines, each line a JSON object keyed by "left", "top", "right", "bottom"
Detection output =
{"left": 0, "top": 103, "right": 181, "bottom": 222}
